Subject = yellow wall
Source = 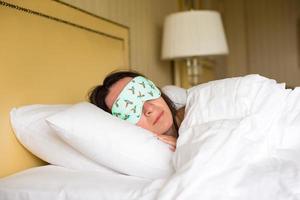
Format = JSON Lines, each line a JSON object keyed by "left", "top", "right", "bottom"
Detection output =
{"left": 61, "top": 0, "right": 178, "bottom": 87}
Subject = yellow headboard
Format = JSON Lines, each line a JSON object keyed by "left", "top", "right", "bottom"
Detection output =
{"left": 0, "top": 0, "right": 129, "bottom": 177}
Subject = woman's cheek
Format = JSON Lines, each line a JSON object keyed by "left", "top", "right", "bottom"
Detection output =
{"left": 136, "top": 116, "right": 149, "bottom": 129}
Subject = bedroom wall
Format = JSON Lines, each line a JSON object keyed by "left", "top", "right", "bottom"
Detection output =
{"left": 60, "top": 0, "right": 178, "bottom": 87}
{"left": 207, "top": 0, "right": 300, "bottom": 87}
{"left": 244, "top": 0, "right": 300, "bottom": 87}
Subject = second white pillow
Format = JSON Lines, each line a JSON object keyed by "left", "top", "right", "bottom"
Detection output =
{"left": 46, "top": 102, "right": 174, "bottom": 180}
{"left": 161, "top": 85, "right": 187, "bottom": 109}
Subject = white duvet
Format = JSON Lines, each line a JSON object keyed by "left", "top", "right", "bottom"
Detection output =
{"left": 153, "top": 74, "right": 300, "bottom": 199}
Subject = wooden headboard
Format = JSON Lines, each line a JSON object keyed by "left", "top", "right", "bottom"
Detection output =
{"left": 0, "top": 0, "right": 129, "bottom": 177}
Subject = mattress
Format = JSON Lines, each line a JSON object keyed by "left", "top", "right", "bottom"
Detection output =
{"left": 0, "top": 165, "right": 163, "bottom": 200}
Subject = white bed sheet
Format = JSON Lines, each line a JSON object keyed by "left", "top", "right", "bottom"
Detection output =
{"left": 0, "top": 165, "right": 164, "bottom": 200}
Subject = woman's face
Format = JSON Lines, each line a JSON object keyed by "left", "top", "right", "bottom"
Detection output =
{"left": 105, "top": 77, "right": 173, "bottom": 135}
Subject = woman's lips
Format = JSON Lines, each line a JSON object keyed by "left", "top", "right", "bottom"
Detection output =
{"left": 153, "top": 111, "right": 164, "bottom": 125}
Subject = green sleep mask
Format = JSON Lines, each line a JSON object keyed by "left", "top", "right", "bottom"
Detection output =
{"left": 111, "top": 76, "right": 161, "bottom": 124}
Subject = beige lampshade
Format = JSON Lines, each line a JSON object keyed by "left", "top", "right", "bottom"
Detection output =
{"left": 162, "top": 10, "right": 229, "bottom": 60}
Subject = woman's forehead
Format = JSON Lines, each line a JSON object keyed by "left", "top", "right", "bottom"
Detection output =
{"left": 105, "top": 77, "right": 133, "bottom": 110}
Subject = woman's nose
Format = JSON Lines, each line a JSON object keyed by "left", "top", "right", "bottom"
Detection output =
{"left": 143, "top": 102, "right": 154, "bottom": 116}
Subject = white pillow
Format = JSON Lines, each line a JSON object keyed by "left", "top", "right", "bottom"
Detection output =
{"left": 46, "top": 102, "right": 174, "bottom": 179}
{"left": 0, "top": 165, "right": 157, "bottom": 200}
{"left": 10, "top": 104, "right": 117, "bottom": 174}
{"left": 162, "top": 85, "right": 187, "bottom": 109}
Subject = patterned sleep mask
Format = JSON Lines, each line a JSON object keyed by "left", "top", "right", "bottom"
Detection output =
{"left": 111, "top": 76, "right": 161, "bottom": 124}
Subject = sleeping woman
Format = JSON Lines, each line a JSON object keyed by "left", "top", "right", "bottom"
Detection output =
{"left": 88, "top": 70, "right": 185, "bottom": 152}
{"left": 89, "top": 71, "right": 300, "bottom": 198}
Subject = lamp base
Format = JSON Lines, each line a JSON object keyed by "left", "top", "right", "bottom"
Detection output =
{"left": 186, "top": 57, "right": 203, "bottom": 86}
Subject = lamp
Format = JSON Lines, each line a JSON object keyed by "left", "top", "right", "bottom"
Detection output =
{"left": 162, "top": 10, "right": 229, "bottom": 86}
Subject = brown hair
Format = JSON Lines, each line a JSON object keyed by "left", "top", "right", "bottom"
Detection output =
{"left": 88, "top": 70, "right": 179, "bottom": 138}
